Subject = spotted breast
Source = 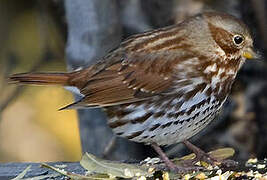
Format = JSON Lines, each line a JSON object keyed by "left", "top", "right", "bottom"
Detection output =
{"left": 105, "top": 52, "right": 242, "bottom": 146}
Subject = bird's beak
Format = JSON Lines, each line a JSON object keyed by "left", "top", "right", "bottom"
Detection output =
{"left": 242, "top": 47, "right": 261, "bottom": 60}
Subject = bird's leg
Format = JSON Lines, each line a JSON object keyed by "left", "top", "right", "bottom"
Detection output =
{"left": 182, "top": 140, "right": 215, "bottom": 165}
{"left": 182, "top": 140, "right": 237, "bottom": 167}
{"left": 151, "top": 143, "right": 203, "bottom": 173}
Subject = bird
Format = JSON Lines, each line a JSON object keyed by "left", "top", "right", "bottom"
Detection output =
{"left": 9, "top": 12, "right": 258, "bottom": 173}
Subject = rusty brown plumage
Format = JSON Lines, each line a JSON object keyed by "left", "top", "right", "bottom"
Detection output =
{"left": 9, "top": 12, "right": 258, "bottom": 173}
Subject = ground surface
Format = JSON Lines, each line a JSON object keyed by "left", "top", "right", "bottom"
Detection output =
{"left": 1, "top": 149, "right": 267, "bottom": 180}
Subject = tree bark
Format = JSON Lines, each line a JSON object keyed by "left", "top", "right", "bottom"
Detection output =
{"left": 64, "top": 0, "right": 150, "bottom": 160}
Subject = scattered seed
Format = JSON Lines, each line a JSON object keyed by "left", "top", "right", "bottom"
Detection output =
{"left": 247, "top": 158, "right": 258, "bottom": 164}
{"left": 195, "top": 172, "right": 207, "bottom": 179}
{"left": 257, "top": 164, "right": 266, "bottom": 169}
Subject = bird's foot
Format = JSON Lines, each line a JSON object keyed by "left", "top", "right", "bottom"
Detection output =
{"left": 171, "top": 165, "right": 204, "bottom": 174}
{"left": 181, "top": 151, "right": 237, "bottom": 167}
{"left": 151, "top": 143, "right": 203, "bottom": 173}
{"left": 219, "top": 159, "right": 238, "bottom": 168}
{"left": 182, "top": 140, "right": 238, "bottom": 167}
{"left": 156, "top": 163, "right": 204, "bottom": 174}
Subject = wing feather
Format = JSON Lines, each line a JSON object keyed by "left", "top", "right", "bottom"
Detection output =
{"left": 67, "top": 53, "right": 177, "bottom": 108}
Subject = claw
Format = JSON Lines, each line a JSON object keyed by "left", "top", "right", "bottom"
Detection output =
{"left": 151, "top": 143, "right": 204, "bottom": 174}
{"left": 182, "top": 140, "right": 238, "bottom": 168}
{"left": 220, "top": 159, "right": 238, "bottom": 168}
{"left": 155, "top": 164, "right": 204, "bottom": 173}
{"left": 171, "top": 165, "right": 204, "bottom": 174}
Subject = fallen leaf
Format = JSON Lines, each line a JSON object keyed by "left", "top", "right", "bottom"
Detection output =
{"left": 208, "top": 148, "right": 235, "bottom": 160}
{"left": 80, "top": 153, "right": 153, "bottom": 178}
{"left": 41, "top": 163, "right": 91, "bottom": 179}
{"left": 172, "top": 147, "right": 235, "bottom": 165}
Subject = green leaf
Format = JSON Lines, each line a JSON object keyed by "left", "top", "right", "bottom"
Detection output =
{"left": 208, "top": 148, "right": 235, "bottom": 160}
{"left": 172, "top": 147, "right": 235, "bottom": 165}
{"left": 80, "top": 152, "right": 153, "bottom": 178}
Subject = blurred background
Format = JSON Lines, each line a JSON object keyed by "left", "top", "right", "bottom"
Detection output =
{"left": 0, "top": 0, "right": 266, "bottom": 163}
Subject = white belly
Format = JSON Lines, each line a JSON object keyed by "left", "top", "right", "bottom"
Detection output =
{"left": 109, "top": 92, "right": 226, "bottom": 146}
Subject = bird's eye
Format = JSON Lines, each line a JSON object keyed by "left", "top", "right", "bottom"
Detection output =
{"left": 233, "top": 35, "right": 244, "bottom": 45}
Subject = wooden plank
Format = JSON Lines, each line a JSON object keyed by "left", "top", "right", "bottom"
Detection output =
{"left": 0, "top": 162, "right": 85, "bottom": 179}
{"left": 0, "top": 159, "right": 266, "bottom": 179}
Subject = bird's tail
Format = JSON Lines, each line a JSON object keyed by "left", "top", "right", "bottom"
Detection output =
{"left": 9, "top": 72, "right": 73, "bottom": 86}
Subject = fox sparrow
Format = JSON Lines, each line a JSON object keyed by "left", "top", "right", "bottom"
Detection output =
{"left": 10, "top": 12, "right": 258, "bottom": 172}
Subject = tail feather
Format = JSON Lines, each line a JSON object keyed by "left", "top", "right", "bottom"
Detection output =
{"left": 9, "top": 72, "right": 71, "bottom": 85}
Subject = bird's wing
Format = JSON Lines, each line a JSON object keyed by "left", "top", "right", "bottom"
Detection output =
{"left": 63, "top": 52, "right": 184, "bottom": 109}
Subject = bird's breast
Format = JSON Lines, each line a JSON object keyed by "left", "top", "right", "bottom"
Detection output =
{"left": 106, "top": 85, "right": 226, "bottom": 145}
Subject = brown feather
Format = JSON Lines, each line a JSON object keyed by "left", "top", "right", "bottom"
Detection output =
{"left": 67, "top": 52, "right": 176, "bottom": 108}
{"left": 9, "top": 72, "right": 72, "bottom": 85}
